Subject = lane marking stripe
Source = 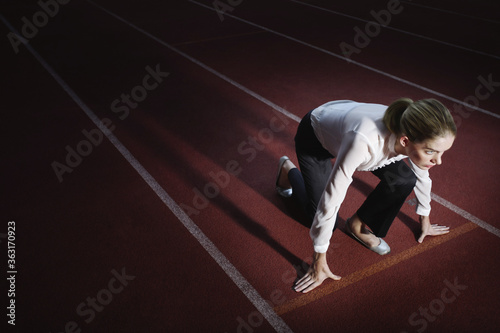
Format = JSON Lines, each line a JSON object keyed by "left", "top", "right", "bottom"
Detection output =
{"left": 187, "top": 0, "right": 500, "bottom": 119}
{"left": 172, "top": 30, "right": 265, "bottom": 46}
{"left": 274, "top": 222, "right": 478, "bottom": 315}
{"left": 400, "top": 0, "right": 500, "bottom": 25}
{"left": 0, "top": 13, "right": 294, "bottom": 333}
{"left": 86, "top": 0, "right": 301, "bottom": 125}
{"left": 431, "top": 193, "right": 500, "bottom": 238}
{"left": 288, "top": 0, "right": 500, "bottom": 60}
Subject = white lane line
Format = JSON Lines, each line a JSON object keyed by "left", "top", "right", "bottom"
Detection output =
{"left": 400, "top": 0, "right": 500, "bottom": 25}
{"left": 431, "top": 193, "right": 500, "bottom": 238}
{"left": 288, "top": 0, "right": 500, "bottom": 60}
{"left": 0, "top": 13, "right": 294, "bottom": 333}
{"left": 187, "top": 0, "right": 500, "bottom": 120}
{"left": 85, "top": 0, "right": 301, "bottom": 126}
{"left": 84, "top": 1, "right": 500, "bottom": 240}
{"left": 172, "top": 30, "right": 265, "bottom": 46}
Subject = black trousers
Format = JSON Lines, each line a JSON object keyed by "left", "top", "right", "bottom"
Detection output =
{"left": 289, "top": 111, "right": 416, "bottom": 237}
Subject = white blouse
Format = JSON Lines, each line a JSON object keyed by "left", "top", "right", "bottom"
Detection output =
{"left": 309, "top": 100, "right": 432, "bottom": 253}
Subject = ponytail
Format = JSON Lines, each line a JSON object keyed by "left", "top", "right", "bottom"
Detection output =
{"left": 384, "top": 98, "right": 457, "bottom": 143}
{"left": 383, "top": 98, "right": 413, "bottom": 135}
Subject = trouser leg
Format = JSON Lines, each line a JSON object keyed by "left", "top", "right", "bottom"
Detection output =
{"left": 292, "top": 111, "right": 334, "bottom": 223}
{"left": 356, "top": 160, "right": 417, "bottom": 237}
{"left": 295, "top": 152, "right": 333, "bottom": 221}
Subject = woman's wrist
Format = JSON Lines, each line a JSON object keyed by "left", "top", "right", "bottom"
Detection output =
{"left": 313, "top": 251, "right": 327, "bottom": 262}
{"left": 419, "top": 215, "right": 430, "bottom": 226}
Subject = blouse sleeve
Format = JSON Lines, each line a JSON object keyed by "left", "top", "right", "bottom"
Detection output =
{"left": 407, "top": 159, "right": 432, "bottom": 216}
{"left": 310, "top": 131, "right": 371, "bottom": 253}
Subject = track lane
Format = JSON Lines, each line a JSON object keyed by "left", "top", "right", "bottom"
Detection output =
{"left": 80, "top": 0, "right": 500, "bottom": 225}
{"left": 2, "top": 0, "right": 499, "bottom": 331}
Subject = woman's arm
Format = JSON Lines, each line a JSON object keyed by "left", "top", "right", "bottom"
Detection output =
{"left": 407, "top": 161, "right": 449, "bottom": 242}
{"left": 296, "top": 133, "right": 369, "bottom": 293}
{"left": 310, "top": 131, "right": 370, "bottom": 253}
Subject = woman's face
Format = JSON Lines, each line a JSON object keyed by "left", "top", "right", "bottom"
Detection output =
{"left": 403, "top": 134, "right": 455, "bottom": 170}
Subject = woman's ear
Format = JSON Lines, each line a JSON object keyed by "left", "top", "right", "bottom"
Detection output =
{"left": 400, "top": 136, "right": 410, "bottom": 147}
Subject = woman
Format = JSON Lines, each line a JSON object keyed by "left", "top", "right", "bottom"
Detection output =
{"left": 275, "top": 98, "right": 456, "bottom": 293}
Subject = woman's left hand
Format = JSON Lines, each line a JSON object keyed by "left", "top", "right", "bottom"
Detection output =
{"left": 418, "top": 215, "right": 450, "bottom": 243}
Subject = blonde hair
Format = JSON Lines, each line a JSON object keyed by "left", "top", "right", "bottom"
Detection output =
{"left": 383, "top": 98, "right": 457, "bottom": 142}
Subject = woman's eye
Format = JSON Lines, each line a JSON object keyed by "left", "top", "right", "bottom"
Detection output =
{"left": 426, "top": 150, "right": 434, "bottom": 155}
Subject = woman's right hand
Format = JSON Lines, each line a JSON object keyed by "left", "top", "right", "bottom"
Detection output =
{"left": 293, "top": 252, "right": 341, "bottom": 293}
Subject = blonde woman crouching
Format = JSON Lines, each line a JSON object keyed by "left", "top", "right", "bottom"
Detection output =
{"left": 275, "top": 98, "right": 457, "bottom": 293}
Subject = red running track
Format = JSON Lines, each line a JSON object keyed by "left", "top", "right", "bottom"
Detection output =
{"left": 1, "top": 0, "right": 500, "bottom": 332}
